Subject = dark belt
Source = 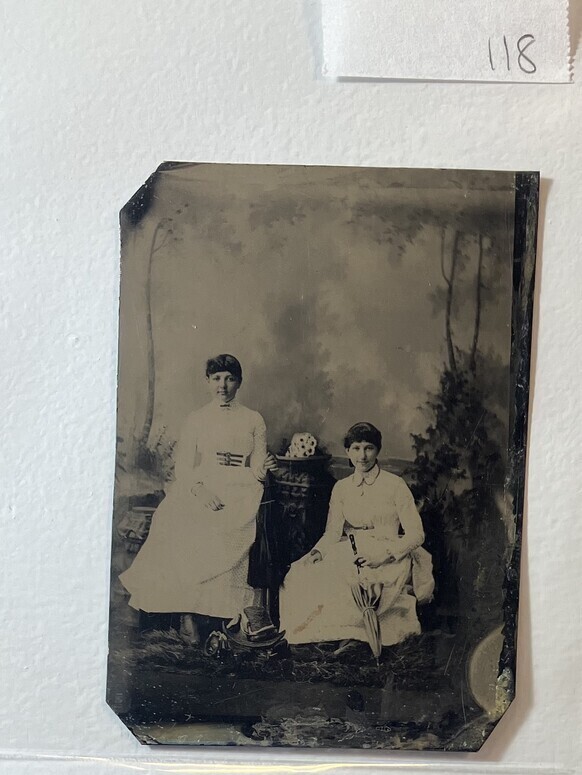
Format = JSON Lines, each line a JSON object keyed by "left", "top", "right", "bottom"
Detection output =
{"left": 216, "top": 451, "right": 248, "bottom": 467}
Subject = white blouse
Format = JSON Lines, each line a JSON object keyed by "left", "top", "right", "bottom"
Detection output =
{"left": 313, "top": 465, "right": 425, "bottom": 562}
{"left": 172, "top": 399, "right": 268, "bottom": 485}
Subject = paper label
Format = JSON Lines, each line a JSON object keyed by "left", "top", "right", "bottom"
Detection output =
{"left": 322, "top": 0, "right": 571, "bottom": 83}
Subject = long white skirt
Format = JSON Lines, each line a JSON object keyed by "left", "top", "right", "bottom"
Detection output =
{"left": 119, "top": 467, "right": 262, "bottom": 618}
{"left": 279, "top": 537, "right": 421, "bottom": 646}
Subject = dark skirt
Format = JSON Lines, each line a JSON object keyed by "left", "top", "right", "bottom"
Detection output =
{"left": 247, "top": 483, "right": 288, "bottom": 589}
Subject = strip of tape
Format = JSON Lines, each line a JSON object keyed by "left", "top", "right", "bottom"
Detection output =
{"left": 322, "top": 0, "right": 571, "bottom": 83}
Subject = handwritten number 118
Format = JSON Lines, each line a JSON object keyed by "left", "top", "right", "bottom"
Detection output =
{"left": 488, "top": 34, "right": 536, "bottom": 74}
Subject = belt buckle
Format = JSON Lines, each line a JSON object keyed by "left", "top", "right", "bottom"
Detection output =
{"left": 217, "top": 451, "right": 244, "bottom": 467}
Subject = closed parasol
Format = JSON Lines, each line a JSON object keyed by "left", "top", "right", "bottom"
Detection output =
{"left": 349, "top": 533, "right": 383, "bottom": 663}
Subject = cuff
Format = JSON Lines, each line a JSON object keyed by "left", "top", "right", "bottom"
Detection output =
{"left": 311, "top": 542, "right": 328, "bottom": 560}
{"left": 391, "top": 537, "right": 423, "bottom": 562}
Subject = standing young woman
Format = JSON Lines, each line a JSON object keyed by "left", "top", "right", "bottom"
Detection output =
{"left": 119, "top": 354, "right": 278, "bottom": 644}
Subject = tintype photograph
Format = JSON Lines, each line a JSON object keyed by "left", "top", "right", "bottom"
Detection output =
{"left": 108, "top": 164, "right": 538, "bottom": 750}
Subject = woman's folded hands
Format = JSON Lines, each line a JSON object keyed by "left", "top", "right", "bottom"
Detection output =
{"left": 355, "top": 547, "right": 396, "bottom": 569}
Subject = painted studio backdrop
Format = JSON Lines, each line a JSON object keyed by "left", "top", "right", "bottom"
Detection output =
{"left": 109, "top": 164, "right": 533, "bottom": 750}
{"left": 117, "top": 165, "right": 512, "bottom": 468}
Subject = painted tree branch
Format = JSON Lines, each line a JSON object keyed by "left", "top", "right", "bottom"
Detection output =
{"left": 440, "top": 227, "right": 450, "bottom": 284}
{"left": 445, "top": 230, "right": 461, "bottom": 373}
{"left": 470, "top": 233, "right": 484, "bottom": 371}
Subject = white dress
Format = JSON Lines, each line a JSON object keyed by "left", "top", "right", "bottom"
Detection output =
{"left": 119, "top": 399, "right": 268, "bottom": 618}
{"left": 279, "top": 466, "right": 434, "bottom": 646}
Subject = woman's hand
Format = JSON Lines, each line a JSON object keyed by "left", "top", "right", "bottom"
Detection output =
{"left": 255, "top": 453, "right": 279, "bottom": 482}
{"left": 263, "top": 453, "right": 279, "bottom": 475}
{"left": 302, "top": 549, "right": 322, "bottom": 565}
{"left": 191, "top": 484, "right": 225, "bottom": 511}
{"left": 355, "top": 549, "right": 396, "bottom": 569}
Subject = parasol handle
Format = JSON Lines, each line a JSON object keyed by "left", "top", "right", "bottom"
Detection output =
{"left": 349, "top": 533, "right": 361, "bottom": 575}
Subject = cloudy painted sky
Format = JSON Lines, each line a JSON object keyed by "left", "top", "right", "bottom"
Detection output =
{"left": 118, "top": 165, "right": 515, "bottom": 460}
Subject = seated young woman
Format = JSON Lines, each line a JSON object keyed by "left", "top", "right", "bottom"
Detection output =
{"left": 119, "top": 354, "right": 279, "bottom": 645}
{"left": 279, "top": 422, "right": 434, "bottom": 649}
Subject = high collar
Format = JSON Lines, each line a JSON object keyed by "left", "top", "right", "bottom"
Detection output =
{"left": 211, "top": 398, "right": 240, "bottom": 411}
{"left": 352, "top": 463, "right": 380, "bottom": 487}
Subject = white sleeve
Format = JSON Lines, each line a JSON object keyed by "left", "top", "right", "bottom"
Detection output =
{"left": 312, "top": 483, "right": 345, "bottom": 558}
{"left": 391, "top": 478, "right": 425, "bottom": 561}
{"left": 249, "top": 413, "right": 268, "bottom": 481}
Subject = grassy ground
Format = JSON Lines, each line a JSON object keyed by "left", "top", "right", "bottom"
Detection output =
{"left": 109, "top": 624, "right": 487, "bottom": 749}
{"left": 111, "top": 626, "right": 447, "bottom": 690}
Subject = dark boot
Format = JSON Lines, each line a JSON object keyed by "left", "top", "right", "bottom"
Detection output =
{"left": 241, "top": 605, "right": 279, "bottom": 642}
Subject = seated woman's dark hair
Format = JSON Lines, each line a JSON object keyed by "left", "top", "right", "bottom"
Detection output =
{"left": 205, "top": 354, "right": 243, "bottom": 384}
{"left": 343, "top": 422, "right": 382, "bottom": 452}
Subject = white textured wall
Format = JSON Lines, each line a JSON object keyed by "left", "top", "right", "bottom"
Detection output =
{"left": 1, "top": 1, "right": 581, "bottom": 771}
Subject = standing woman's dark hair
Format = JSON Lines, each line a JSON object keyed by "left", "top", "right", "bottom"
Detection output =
{"left": 343, "top": 421, "right": 382, "bottom": 452}
{"left": 205, "top": 354, "right": 243, "bottom": 384}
